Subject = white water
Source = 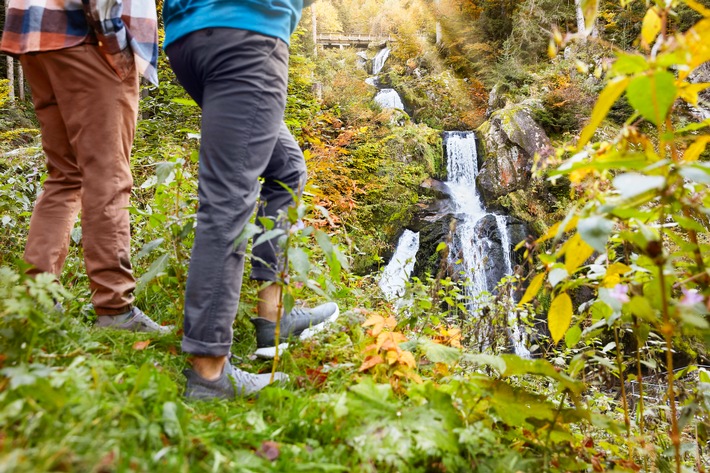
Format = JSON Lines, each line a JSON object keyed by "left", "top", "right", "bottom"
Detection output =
{"left": 379, "top": 229, "right": 420, "bottom": 301}
{"left": 372, "top": 47, "right": 391, "bottom": 75}
{"left": 445, "top": 133, "right": 488, "bottom": 294}
{"left": 445, "top": 132, "right": 529, "bottom": 357}
{"left": 374, "top": 89, "right": 405, "bottom": 110}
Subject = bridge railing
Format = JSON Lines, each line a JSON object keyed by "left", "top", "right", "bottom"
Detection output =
{"left": 317, "top": 32, "right": 394, "bottom": 43}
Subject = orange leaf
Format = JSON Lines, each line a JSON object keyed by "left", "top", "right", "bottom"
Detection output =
{"left": 363, "top": 314, "right": 386, "bottom": 336}
{"left": 358, "top": 355, "right": 384, "bottom": 372}
{"left": 376, "top": 332, "right": 407, "bottom": 352}
{"left": 132, "top": 340, "right": 151, "bottom": 351}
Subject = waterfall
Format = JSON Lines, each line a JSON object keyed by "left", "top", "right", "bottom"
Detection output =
{"left": 372, "top": 47, "right": 391, "bottom": 75}
{"left": 374, "top": 89, "right": 405, "bottom": 110}
{"left": 379, "top": 230, "right": 420, "bottom": 301}
{"left": 495, "top": 215, "right": 513, "bottom": 275}
{"left": 445, "top": 132, "right": 487, "bottom": 294}
{"left": 444, "top": 131, "right": 529, "bottom": 356}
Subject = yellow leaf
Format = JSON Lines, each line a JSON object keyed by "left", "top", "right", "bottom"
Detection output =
{"left": 686, "top": 0, "right": 710, "bottom": 17}
{"left": 398, "top": 351, "right": 417, "bottom": 368}
{"left": 678, "top": 82, "right": 710, "bottom": 106}
{"left": 581, "top": 0, "right": 600, "bottom": 32}
{"left": 518, "top": 273, "right": 546, "bottom": 307}
{"left": 578, "top": 77, "right": 631, "bottom": 149}
{"left": 602, "top": 262, "right": 633, "bottom": 288}
{"left": 684, "top": 136, "right": 710, "bottom": 162}
{"left": 386, "top": 350, "right": 399, "bottom": 365}
{"left": 564, "top": 233, "right": 595, "bottom": 274}
{"left": 548, "top": 293, "right": 573, "bottom": 344}
{"left": 537, "top": 216, "right": 579, "bottom": 244}
{"left": 641, "top": 8, "right": 662, "bottom": 47}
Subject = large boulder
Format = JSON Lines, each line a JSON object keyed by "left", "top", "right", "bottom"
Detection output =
{"left": 689, "top": 62, "right": 710, "bottom": 121}
{"left": 476, "top": 103, "right": 554, "bottom": 204}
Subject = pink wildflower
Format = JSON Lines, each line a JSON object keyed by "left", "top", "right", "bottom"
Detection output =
{"left": 679, "top": 288, "right": 704, "bottom": 307}
{"left": 609, "top": 284, "right": 630, "bottom": 304}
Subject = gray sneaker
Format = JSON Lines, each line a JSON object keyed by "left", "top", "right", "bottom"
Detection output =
{"left": 251, "top": 302, "right": 340, "bottom": 359}
{"left": 184, "top": 360, "right": 289, "bottom": 400}
{"left": 95, "top": 307, "right": 172, "bottom": 334}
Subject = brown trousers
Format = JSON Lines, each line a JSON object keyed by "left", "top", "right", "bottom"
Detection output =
{"left": 20, "top": 44, "right": 140, "bottom": 315}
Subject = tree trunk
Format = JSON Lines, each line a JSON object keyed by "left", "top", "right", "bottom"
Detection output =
{"left": 311, "top": 4, "right": 318, "bottom": 58}
{"left": 7, "top": 56, "right": 15, "bottom": 103}
{"left": 435, "top": 0, "right": 442, "bottom": 45}
{"left": 575, "top": 0, "right": 586, "bottom": 36}
{"left": 18, "top": 61, "right": 25, "bottom": 101}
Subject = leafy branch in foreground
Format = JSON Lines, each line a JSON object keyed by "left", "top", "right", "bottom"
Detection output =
{"left": 521, "top": 0, "right": 710, "bottom": 471}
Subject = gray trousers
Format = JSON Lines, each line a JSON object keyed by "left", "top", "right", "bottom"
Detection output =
{"left": 166, "top": 28, "right": 307, "bottom": 357}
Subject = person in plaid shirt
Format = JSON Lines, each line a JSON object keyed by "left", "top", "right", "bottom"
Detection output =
{"left": 1, "top": 0, "right": 167, "bottom": 333}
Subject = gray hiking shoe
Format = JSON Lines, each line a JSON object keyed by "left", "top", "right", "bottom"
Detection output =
{"left": 95, "top": 307, "right": 172, "bottom": 334}
{"left": 184, "top": 360, "right": 288, "bottom": 400}
{"left": 251, "top": 302, "right": 340, "bottom": 359}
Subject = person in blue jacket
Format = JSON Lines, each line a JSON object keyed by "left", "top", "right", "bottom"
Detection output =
{"left": 163, "top": 0, "right": 340, "bottom": 400}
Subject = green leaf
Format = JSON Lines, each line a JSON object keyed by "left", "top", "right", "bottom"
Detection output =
{"left": 460, "top": 353, "right": 506, "bottom": 374}
{"left": 234, "top": 223, "right": 261, "bottom": 249}
{"left": 288, "top": 247, "right": 310, "bottom": 280}
{"left": 628, "top": 296, "right": 657, "bottom": 322}
{"left": 548, "top": 293, "right": 573, "bottom": 344}
{"left": 136, "top": 253, "right": 170, "bottom": 294}
{"left": 171, "top": 97, "right": 198, "bottom": 106}
{"left": 253, "top": 229, "right": 285, "bottom": 248}
{"left": 578, "top": 216, "right": 614, "bottom": 253}
{"left": 672, "top": 214, "right": 706, "bottom": 232}
{"left": 518, "top": 272, "right": 546, "bottom": 307}
{"left": 136, "top": 238, "right": 164, "bottom": 260}
{"left": 420, "top": 339, "right": 461, "bottom": 365}
{"left": 578, "top": 77, "right": 630, "bottom": 149}
{"left": 626, "top": 71, "right": 677, "bottom": 126}
{"left": 611, "top": 53, "right": 648, "bottom": 76}
{"left": 565, "top": 325, "right": 582, "bottom": 348}
{"left": 612, "top": 173, "right": 666, "bottom": 199}
{"left": 679, "top": 312, "right": 710, "bottom": 329}
{"left": 156, "top": 161, "right": 177, "bottom": 186}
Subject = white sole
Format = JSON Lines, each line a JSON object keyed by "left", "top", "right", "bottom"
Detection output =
{"left": 254, "top": 305, "right": 340, "bottom": 359}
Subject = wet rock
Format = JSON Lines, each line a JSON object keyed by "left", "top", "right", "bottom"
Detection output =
{"left": 476, "top": 103, "right": 554, "bottom": 204}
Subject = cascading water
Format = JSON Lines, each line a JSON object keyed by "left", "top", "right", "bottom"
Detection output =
{"left": 366, "top": 46, "right": 407, "bottom": 114}
{"left": 444, "top": 131, "right": 529, "bottom": 356}
{"left": 374, "top": 89, "right": 405, "bottom": 110}
{"left": 379, "top": 229, "right": 420, "bottom": 303}
{"left": 372, "top": 47, "right": 391, "bottom": 75}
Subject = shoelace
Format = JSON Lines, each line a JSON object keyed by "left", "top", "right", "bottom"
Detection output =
{"left": 130, "top": 310, "right": 164, "bottom": 331}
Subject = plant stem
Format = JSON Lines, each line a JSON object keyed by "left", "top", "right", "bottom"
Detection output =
{"left": 657, "top": 260, "right": 682, "bottom": 472}
{"left": 614, "top": 323, "right": 631, "bottom": 436}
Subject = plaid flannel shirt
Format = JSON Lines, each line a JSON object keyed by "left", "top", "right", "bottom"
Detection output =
{"left": 1, "top": 0, "right": 158, "bottom": 85}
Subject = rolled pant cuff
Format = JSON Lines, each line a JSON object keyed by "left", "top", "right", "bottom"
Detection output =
{"left": 95, "top": 304, "right": 133, "bottom": 316}
{"left": 250, "top": 268, "right": 277, "bottom": 282}
{"left": 182, "top": 335, "right": 232, "bottom": 357}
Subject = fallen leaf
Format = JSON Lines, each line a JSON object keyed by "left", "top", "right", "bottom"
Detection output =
{"left": 132, "top": 340, "right": 151, "bottom": 351}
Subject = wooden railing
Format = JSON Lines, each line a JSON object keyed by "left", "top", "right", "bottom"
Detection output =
{"left": 316, "top": 33, "right": 393, "bottom": 45}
